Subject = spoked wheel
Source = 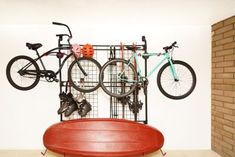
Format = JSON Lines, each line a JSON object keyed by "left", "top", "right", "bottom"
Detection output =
{"left": 68, "top": 57, "right": 101, "bottom": 93}
{"left": 6, "top": 55, "right": 40, "bottom": 90}
{"left": 99, "top": 59, "right": 138, "bottom": 98}
{"left": 157, "top": 60, "right": 196, "bottom": 99}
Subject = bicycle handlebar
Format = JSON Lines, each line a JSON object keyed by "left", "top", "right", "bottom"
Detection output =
{"left": 52, "top": 22, "right": 73, "bottom": 38}
{"left": 163, "top": 41, "right": 178, "bottom": 51}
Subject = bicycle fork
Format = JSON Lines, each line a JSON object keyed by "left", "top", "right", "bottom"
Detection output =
{"left": 168, "top": 59, "right": 179, "bottom": 81}
{"left": 75, "top": 60, "right": 88, "bottom": 77}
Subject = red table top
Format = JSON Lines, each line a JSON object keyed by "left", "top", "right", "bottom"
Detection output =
{"left": 43, "top": 118, "right": 164, "bottom": 157}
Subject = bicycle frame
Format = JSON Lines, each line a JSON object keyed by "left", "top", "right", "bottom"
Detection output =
{"left": 126, "top": 51, "right": 179, "bottom": 82}
{"left": 33, "top": 46, "right": 72, "bottom": 75}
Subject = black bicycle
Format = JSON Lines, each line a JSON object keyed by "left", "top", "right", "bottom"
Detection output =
{"left": 6, "top": 22, "right": 101, "bottom": 92}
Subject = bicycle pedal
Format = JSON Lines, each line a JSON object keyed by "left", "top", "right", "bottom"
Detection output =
{"left": 54, "top": 78, "right": 59, "bottom": 82}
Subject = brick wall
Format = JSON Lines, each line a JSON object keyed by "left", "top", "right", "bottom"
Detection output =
{"left": 212, "top": 16, "right": 235, "bottom": 157}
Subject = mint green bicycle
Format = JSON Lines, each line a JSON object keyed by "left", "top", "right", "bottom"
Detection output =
{"left": 99, "top": 41, "right": 196, "bottom": 99}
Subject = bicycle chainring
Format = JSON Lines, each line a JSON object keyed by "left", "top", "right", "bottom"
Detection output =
{"left": 45, "top": 71, "right": 56, "bottom": 82}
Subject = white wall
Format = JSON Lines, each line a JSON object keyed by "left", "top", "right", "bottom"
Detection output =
{"left": 0, "top": 0, "right": 235, "bottom": 150}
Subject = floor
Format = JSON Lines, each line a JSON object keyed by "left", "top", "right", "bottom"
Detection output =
{"left": 0, "top": 150, "right": 221, "bottom": 157}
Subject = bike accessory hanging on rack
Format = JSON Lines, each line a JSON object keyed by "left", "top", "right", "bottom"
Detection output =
{"left": 72, "top": 44, "right": 82, "bottom": 58}
{"left": 58, "top": 92, "right": 79, "bottom": 117}
{"left": 75, "top": 80, "right": 92, "bottom": 117}
{"left": 58, "top": 82, "right": 78, "bottom": 117}
{"left": 82, "top": 44, "right": 94, "bottom": 58}
{"left": 78, "top": 99, "right": 92, "bottom": 117}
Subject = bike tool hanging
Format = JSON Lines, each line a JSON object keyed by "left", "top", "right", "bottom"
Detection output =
{"left": 75, "top": 79, "right": 92, "bottom": 117}
{"left": 129, "top": 43, "right": 143, "bottom": 121}
{"left": 109, "top": 45, "right": 118, "bottom": 118}
{"left": 117, "top": 42, "right": 129, "bottom": 119}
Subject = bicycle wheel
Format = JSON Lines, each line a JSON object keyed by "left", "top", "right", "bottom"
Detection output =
{"left": 6, "top": 55, "right": 40, "bottom": 90}
{"left": 99, "top": 59, "right": 138, "bottom": 98}
{"left": 68, "top": 57, "right": 101, "bottom": 93}
{"left": 157, "top": 60, "right": 196, "bottom": 99}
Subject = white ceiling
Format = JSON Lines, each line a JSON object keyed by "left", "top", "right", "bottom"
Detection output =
{"left": 0, "top": 0, "right": 235, "bottom": 25}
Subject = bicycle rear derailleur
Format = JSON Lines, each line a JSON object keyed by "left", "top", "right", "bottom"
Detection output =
{"left": 117, "top": 95, "right": 143, "bottom": 114}
{"left": 140, "top": 77, "right": 149, "bottom": 95}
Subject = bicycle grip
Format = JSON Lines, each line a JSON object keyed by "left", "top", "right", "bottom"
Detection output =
{"left": 52, "top": 22, "right": 64, "bottom": 26}
{"left": 142, "top": 36, "right": 146, "bottom": 42}
{"left": 172, "top": 41, "right": 177, "bottom": 46}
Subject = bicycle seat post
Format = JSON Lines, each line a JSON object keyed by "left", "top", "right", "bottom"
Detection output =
{"left": 35, "top": 49, "right": 46, "bottom": 70}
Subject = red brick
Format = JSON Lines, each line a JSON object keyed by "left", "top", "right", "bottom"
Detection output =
{"left": 212, "top": 63, "right": 216, "bottom": 68}
{"left": 212, "top": 56, "right": 224, "bottom": 62}
{"left": 216, "top": 37, "right": 233, "bottom": 45}
{"left": 224, "top": 16, "right": 235, "bottom": 26}
{"left": 214, "top": 95, "right": 233, "bottom": 103}
{"left": 212, "top": 130, "right": 223, "bottom": 139}
{"left": 213, "top": 34, "right": 223, "bottom": 41}
{"left": 212, "top": 68, "right": 223, "bottom": 73}
{"left": 224, "top": 67, "right": 235, "bottom": 73}
{"left": 224, "top": 91, "right": 235, "bottom": 97}
{"left": 224, "top": 114, "right": 235, "bottom": 122}
{"left": 222, "top": 147, "right": 235, "bottom": 157}
{"left": 224, "top": 79, "right": 235, "bottom": 85}
{"left": 213, "top": 110, "right": 224, "bottom": 118}
{"left": 216, "top": 49, "right": 234, "bottom": 57}
{"left": 214, "top": 84, "right": 233, "bottom": 90}
{"left": 212, "top": 79, "right": 223, "bottom": 84}
{"left": 212, "top": 90, "right": 224, "bottom": 95}
{"left": 216, "top": 106, "right": 233, "bottom": 115}
{"left": 212, "top": 144, "right": 222, "bottom": 155}
{"left": 216, "top": 61, "right": 234, "bottom": 67}
{"left": 224, "top": 54, "right": 235, "bottom": 61}
{"left": 224, "top": 102, "right": 235, "bottom": 110}
{"left": 212, "top": 41, "right": 216, "bottom": 47}
{"left": 223, "top": 136, "right": 235, "bottom": 145}
{"left": 215, "top": 117, "right": 233, "bottom": 127}
{"left": 221, "top": 141, "right": 233, "bottom": 150}
{"left": 224, "top": 29, "right": 235, "bottom": 38}
{"left": 213, "top": 45, "right": 223, "bottom": 52}
{"left": 212, "top": 73, "right": 216, "bottom": 79}
{"left": 212, "top": 53, "right": 216, "bottom": 57}
{"left": 212, "top": 100, "right": 223, "bottom": 106}
{"left": 212, "top": 21, "right": 224, "bottom": 31}
{"left": 215, "top": 24, "right": 233, "bottom": 34}
{"left": 223, "top": 42, "right": 235, "bottom": 49}
{"left": 223, "top": 125, "right": 235, "bottom": 134}
{"left": 215, "top": 73, "right": 234, "bottom": 79}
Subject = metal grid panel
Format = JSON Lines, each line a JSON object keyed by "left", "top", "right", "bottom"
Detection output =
{"left": 60, "top": 44, "right": 147, "bottom": 123}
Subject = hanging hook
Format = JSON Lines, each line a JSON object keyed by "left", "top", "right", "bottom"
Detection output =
{"left": 41, "top": 149, "right": 47, "bottom": 156}
{"left": 160, "top": 149, "right": 167, "bottom": 156}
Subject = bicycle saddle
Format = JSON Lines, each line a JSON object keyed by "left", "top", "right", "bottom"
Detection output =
{"left": 125, "top": 46, "right": 142, "bottom": 51}
{"left": 26, "top": 43, "right": 42, "bottom": 50}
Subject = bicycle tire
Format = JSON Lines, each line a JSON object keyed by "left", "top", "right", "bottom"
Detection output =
{"left": 99, "top": 59, "right": 138, "bottom": 98}
{"left": 68, "top": 57, "right": 101, "bottom": 93}
{"left": 6, "top": 55, "right": 40, "bottom": 90}
{"left": 157, "top": 60, "right": 196, "bottom": 99}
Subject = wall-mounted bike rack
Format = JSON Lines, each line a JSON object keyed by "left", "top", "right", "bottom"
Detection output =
{"left": 58, "top": 36, "right": 148, "bottom": 124}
